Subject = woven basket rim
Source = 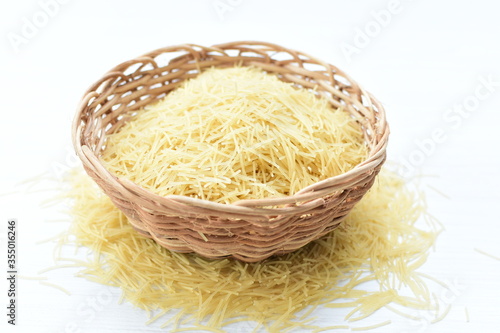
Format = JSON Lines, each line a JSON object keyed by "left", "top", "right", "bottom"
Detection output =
{"left": 73, "top": 41, "right": 389, "bottom": 214}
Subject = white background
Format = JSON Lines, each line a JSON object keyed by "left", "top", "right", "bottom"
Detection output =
{"left": 1, "top": 0, "right": 500, "bottom": 332}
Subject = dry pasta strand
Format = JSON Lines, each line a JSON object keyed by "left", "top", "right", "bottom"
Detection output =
{"left": 58, "top": 168, "right": 441, "bottom": 332}
{"left": 101, "top": 66, "right": 367, "bottom": 204}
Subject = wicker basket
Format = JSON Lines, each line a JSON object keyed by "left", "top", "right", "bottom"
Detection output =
{"left": 72, "top": 41, "right": 389, "bottom": 262}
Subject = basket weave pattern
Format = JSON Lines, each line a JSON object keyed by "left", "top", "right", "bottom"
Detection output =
{"left": 72, "top": 41, "right": 389, "bottom": 262}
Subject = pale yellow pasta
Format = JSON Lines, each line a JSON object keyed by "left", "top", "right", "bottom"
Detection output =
{"left": 101, "top": 66, "right": 367, "bottom": 204}
{"left": 61, "top": 169, "right": 440, "bottom": 332}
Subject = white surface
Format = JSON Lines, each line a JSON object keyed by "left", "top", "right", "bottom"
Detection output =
{"left": 1, "top": 0, "right": 500, "bottom": 332}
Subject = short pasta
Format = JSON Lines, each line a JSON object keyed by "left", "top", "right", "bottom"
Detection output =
{"left": 101, "top": 66, "right": 367, "bottom": 204}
